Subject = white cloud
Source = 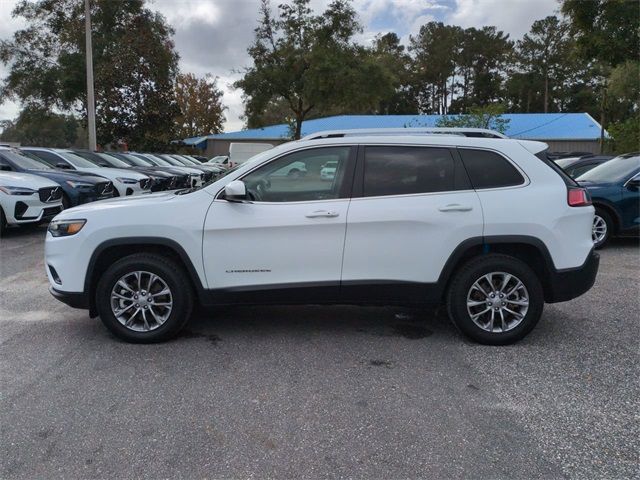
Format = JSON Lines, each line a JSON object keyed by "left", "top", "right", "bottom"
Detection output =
{"left": 446, "top": 0, "right": 558, "bottom": 39}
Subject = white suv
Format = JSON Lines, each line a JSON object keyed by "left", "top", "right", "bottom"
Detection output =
{"left": 1, "top": 171, "right": 63, "bottom": 235}
{"left": 45, "top": 131, "right": 599, "bottom": 345}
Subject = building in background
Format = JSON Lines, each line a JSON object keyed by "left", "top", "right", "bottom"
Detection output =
{"left": 182, "top": 113, "right": 606, "bottom": 158}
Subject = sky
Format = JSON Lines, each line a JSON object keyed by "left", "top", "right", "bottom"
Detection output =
{"left": 0, "top": 0, "right": 559, "bottom": 133}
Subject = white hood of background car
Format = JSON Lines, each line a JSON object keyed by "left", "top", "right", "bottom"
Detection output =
{"left": 0, "top": 171, "right": 60, "bottom": 189}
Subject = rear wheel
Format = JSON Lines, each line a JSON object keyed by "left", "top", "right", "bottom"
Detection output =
{"left": 95, "top": 253, "right": 193, "bottom": 343}
{"left": 446, "top": 254, "right": 544, "bottom": 345}
{"left": 592, "top": 208, "right": 612, "bottom": 249}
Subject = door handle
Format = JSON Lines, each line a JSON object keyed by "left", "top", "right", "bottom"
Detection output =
{"left": 305, "top": 210, "right": 339, "bottom": 218}
{"left": 438, "top": 204, "right": 473, "bottom": 212}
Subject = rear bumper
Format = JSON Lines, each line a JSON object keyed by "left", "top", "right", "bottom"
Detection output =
{"left": 49, "top": 286, "right": 89, "bottom": 309}
{"left": 546, "top": 249, "right": 600, "bottom": 303}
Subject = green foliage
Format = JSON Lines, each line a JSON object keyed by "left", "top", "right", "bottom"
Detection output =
{"left": 561, "top": 0, "right": 640, "bottom": 68}
{"left": 235, "top": 0, "right": 393, "bottom": 138}
{"left": 607, "top": 113, "right": 640, "bottom": 154}
{"left": 0, "top": 106, "right": 80, "bottom": 147}
{"left": 0, "top": 0, "right": 180, "bottom": 151}
{"left": 435, "top": 104, "right": 511, "bottom": 134}
{"left": 175, "top": 73, "right": 226, "bottom": 139}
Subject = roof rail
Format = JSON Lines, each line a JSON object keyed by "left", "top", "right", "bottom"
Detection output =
{"left": 301, "top": 127, "right": 508, "bottom": 141}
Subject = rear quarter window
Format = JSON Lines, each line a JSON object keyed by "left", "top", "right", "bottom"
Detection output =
{"left": 459, "top": 149, "right": 525, "bottom": 189}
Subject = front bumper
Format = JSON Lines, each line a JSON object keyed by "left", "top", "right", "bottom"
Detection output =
{"left": 546, "top": 249, "right": 600, "bottom": 303}
{"left": 49, "top": 286, "right": 89, "bottom": 309}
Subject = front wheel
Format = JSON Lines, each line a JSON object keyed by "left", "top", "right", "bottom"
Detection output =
{"left": 446, "top": 254, "right": 544, "bottom": 345}
{"left": 95, "top": 253, "right": 193, "bottom": 343}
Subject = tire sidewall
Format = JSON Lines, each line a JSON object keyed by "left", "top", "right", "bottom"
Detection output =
{"left": 448, "top": 256, "right": 544, "bottom": 345}
{"left": 96, "top": 255, "right": 192, "bottom": 343}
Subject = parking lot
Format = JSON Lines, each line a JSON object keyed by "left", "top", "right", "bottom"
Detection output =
{"left": 0, "top": 226, "right": 638, "bottom": 479}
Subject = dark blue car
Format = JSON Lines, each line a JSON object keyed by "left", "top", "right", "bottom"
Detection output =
{"left": 0, "top": 147, "right": 114, "bottom": 208}
{"left": 577, "top": 153, "right": 640, "bottom": 248}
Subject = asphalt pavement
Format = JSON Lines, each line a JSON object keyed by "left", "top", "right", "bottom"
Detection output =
{"left": 1, "top": 225, "right": 638, "bottom": 479}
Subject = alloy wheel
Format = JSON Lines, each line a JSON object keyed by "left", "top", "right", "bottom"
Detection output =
{"left": 592, "top": 215, "right": 607, "bottom": 244}
{"left": 110, "top": 270, "right": 173, "bottom": 332}
{"left": 466, "top": 272, "right": 529, "bottom": 333}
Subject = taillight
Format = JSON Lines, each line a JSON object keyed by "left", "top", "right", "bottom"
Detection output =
{"left": 567, "top": 187, "right": 591, "bottom": 207}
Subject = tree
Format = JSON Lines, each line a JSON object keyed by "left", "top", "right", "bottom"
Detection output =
{"left": 508, "top": 16, "right": 572, "bottom": 113}
{"left": 235, "top": 0, "right": 393, "bottom": 139}
{"left": 435, "top": 104, "right": 511, "bottom": 134}
{"left": 561, "top": 0, "right": 639, "bottom": 67}
{"left": 449, "top": 27, "right": 513, "bottom": 113}
{"left": 372, "top": 33, "right": 418, "bottom": 114}
{"left": 561, "top": 0, "right": 640, "bottom": 152}
{"left": 0, "top": 0, "right": 180, "bottom": 150}
{"left": 174, "top": 73, "right": 226, "bottom": 139}
{"left": 0, "top": 106, "right": 80, "bottom": 147}
{"left": 409, "top": 22, "right": 461, "bottom": 114}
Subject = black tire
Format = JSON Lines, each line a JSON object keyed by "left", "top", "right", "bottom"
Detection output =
{"left": 287, "top": 168, "right": 301, "bottom": 178}
{"left": 446, "top": 254, "right": 544, "bottom": 345}
{"left": 592, "top": 208, "right": 612, "bottom": 249}
{"left": 95, "top": 253, "right": 194, "bottom": 343}
{"left": 0, "top": 207, "right": 6, "bottom": 237}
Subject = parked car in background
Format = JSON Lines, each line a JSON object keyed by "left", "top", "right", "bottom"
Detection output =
{"left": 228, "top": 142, "right": 274, "bottom": 167}
{"left": 190, "top": 155, "right": 208, "bottom": 163}
{"left": 164, "top": 154, "right": 224, "bottom": 176}
{"left": 134, "top": 153, "right": 205, "bottom": 187}
{"left": 46, "top": 131, "right": 598, "bottom": 345}
{"left": 576, "top": 153, "right": 640, "bottom": 248}
{"left": 320, "top": 160, "right": 338, "bottom": 180}
{"left": 0, "top": 171, "right": 63, "bottom": 236}
{"left": 556, "top": 155, "right": 614, "bottom": 178}
{"left": 73, "top": 150, "right": 179, "bottom": 192}
{"left": 22, "top": 148, "right": 152, "bottom": 197}
{"left": 0, "top": 147, "right": 114, "bottom": 208}
{"left": 178, "top": 154, "right": 226, "bottom": 174}
{"left": 105, "top": 152, "right": 191, "bottom": 189}
{"left": 206, "top": 155, "right": 229, "bottom": 168}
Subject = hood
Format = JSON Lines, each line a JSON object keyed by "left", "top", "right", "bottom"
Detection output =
{"left": 79, "top": 167, "right": 150, "bottom": 180}
{"left": 25, "top": 169, "right": 109, "bottom": 184}
{"left": 0, "top": 171, "right": 60, "bottom": 189}
{"left": 57, "top": 190, "right": 178, "bottom": 217}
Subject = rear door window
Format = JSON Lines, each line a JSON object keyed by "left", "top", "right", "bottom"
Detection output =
{"left": 363, "top": 146, "right": 458, "bottom": 197}
{"left": 459, "top": 149, "right": 525, "bottom": 189}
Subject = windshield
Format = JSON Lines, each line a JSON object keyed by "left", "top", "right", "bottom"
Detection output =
{"left": 556, "top": 158, "right": 577, "bottom": 169}
{"left": 95, "top": 153, "right": 130, "bottom": 168}
{"left": 577, "top": 155, "right": 640, "bottom": 183}
{"left": 0, "top": 150, "right": 54, "bottom": 170}
{"left": 57, "top": 151, "right": 100, "bottom": 168}
{"left": 159, "top": 155, "right": 186, "bottom": 167}
{"left": 114, "top": 153, "right": 151, "bottom": 166}
{"left": 144, "top": 154, "right": 172, "bottom": 166}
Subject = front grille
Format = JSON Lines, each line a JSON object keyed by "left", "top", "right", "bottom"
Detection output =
{"left": 38, "top": 186, "right": 62, "bottom": 203}
{"left": 139, "top": 178, "right": 152, "bottom": 190}
{"left": 95, "top": 182, "right": 114, "bottom": 196}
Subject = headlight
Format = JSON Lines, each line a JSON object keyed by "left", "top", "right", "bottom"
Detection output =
{"left": 48, "top": 219, "right": 86, "bottom": 237}
{"left": 116, "top": 177, "right": 138, "bottom": 184}
{"left": 65, "top": 180, "right": 94, "bottom": 188}
{"left": 0, "top": 186, "right": 36, "bottom": 195}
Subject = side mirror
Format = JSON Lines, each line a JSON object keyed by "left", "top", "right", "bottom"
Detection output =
{"left": 56, "top": 162, "right": 71, "bottom": 170}
{"left": 224, "top": 180, "right": 247, "bottom": 201}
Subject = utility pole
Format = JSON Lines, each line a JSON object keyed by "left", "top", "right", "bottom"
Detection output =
{"left": 85, "top": 0, "right": 97, "bottom": 150}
